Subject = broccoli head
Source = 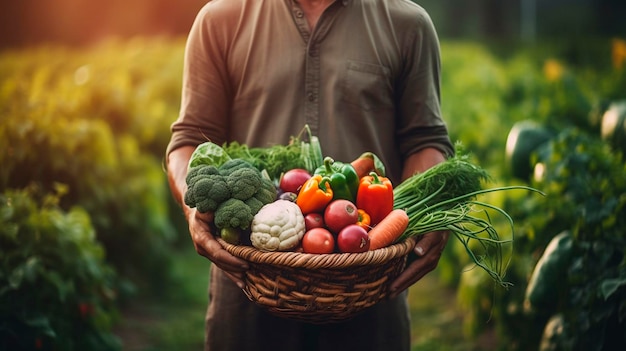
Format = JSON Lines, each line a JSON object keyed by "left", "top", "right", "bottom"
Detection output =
{"left": 225, "top": 167, "right": 264, "bottom": 200}
{"left": 214, "top": 198, "right": 254, "bottom": 230}
{"left": 243, "top": 178, "right": 277, "bottom": 215}
{"left": 253, "top": 178, "right": 277, "bottom": 205}
{"left": 244, "top": 196, "right": 265, "bottom": 215}
{"left": 186, "top": 164, "right": 220, "bottom": 185}
{"left": 185, "top": 158, "right": 277, "bottom": 230}
{"left": 218, "top": 159, "right": 255, "bottom": 176}
{"left": 184, "top": 174, "right": 230, "bottom": 213}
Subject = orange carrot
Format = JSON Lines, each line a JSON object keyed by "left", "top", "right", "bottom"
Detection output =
{"left": 367, "top": 209, "right": 409, "bottom": 250}
{"left": 351, "top": 153, "right": 376, "bottom": 179}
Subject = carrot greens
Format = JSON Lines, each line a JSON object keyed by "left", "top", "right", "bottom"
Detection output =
{"left": 393, "top": 144, "right": 543, "bottom": 287}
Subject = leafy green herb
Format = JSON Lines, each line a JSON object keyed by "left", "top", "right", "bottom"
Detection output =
{"left": 394, "top": 144, "right": 543, "bottom": 287}
{"left": 186, "top": 126, "right": 324, "bottom": 183}
{"left": 222, "top": 125, "right": 323, "bottom": 181}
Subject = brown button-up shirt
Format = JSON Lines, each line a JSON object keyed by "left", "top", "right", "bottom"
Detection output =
{"left": 167, "top": 0, "right": 452, "bottom": 184}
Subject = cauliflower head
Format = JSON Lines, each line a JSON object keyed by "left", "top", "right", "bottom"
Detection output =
{"left": 250, "top": 200, "right": 306, "bottom": 251}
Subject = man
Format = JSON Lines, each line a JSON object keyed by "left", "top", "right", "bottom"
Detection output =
{"left": 166, "top": 0, "right": 453, "bottom": 350}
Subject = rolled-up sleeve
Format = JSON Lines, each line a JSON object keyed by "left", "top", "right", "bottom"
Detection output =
{"left": 166, "top": 3, "right": 233, "bottom": 158}
{"left": 396, "top": 9, "right": 454, "bottom": 158}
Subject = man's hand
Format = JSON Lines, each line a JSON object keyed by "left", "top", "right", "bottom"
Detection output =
{"left": 387, "top": 231, "right": 449, "bottom": 299}
{"left": 167, "top": 145, "right": 249, "bottom": 289}
{"left": 387, "top": 147, "right": 450, "bottom": 298}
{"left": 187, "top": 209, "right": 249, "bottom": 289}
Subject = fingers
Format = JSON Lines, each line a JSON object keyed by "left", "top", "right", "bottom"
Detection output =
{"left": 194, "top": 210, "right": 213, "bottom": 223}
{"left": 191, "top": 225, "right": 248, "bottom": 290}
{"left": 188, "top": 209, "right": 249, "bottom": 272}
{"left": 222, "top": 270, "right": 246, "bottom": 290}
{"left": 388, "top": 231, "right": 450, "bottom": 299}
{"left": 414, "top": 230, "right": 449, "bottom": 256}
{"left": 388, "top": 259, "right": 430, "bottom": 298}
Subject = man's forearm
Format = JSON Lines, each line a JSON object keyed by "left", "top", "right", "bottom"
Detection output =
{"left": 400, "top": 147, "right": 446, "bottom": 182}
{"left": 166, "top": 146, "right": 196, "bottom": 214}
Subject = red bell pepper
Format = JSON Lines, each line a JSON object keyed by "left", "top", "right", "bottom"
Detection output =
{"left": 356, "top": 172, "right": 394, "bottom": 225}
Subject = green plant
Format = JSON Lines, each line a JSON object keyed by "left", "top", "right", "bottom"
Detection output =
{"left": 0, "top": 42, "right": 179, "bottom": 292}
{"left": 0, "top": 186, "right": 121, "bottom": 351}
{"left": 524, "top": 129, "right": 626, "bottom": 350}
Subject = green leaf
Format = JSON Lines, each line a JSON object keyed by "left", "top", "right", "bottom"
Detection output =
{"left": 188, "top": 142, "right": 232, "bottom": 169}
{"left": 21, "top": 315, "right": 56, "bottom": 337}
{"left": 600, "top": 277, "right": 626, "bottom": 300}
{"left": 45, "top": 270, "right": 72, "bottom": 303}
{"left": 22, "top": 256, "right": 41, "bottom": 282}
{"left": 8, "top": 264, "right": 24, "bottom": 289}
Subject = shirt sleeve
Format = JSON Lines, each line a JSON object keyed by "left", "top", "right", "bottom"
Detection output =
{"left": 165, "top": 3, "right": 233, "bottom": 158}
{"left": 396, "top": 8, "right": 454, "bottom": 158}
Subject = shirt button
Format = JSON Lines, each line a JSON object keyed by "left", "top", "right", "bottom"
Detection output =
{"left": 307, "top": 92, "right": 316, "bottom": 102}
{"left": 295, "top": 10, "right": 304, "bottom": 18}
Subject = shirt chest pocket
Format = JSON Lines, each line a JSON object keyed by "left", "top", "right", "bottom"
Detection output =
{"left": 341, "top": 61, "right": 394, "bottom": 111}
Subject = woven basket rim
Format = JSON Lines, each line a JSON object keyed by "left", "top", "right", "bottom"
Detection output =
{"left": 217, "top": 236, "right": 417, "bottom": 270}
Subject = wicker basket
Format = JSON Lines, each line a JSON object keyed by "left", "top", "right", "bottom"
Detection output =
{"left": 216, "top": 236, "right": 417, "bottom": 324}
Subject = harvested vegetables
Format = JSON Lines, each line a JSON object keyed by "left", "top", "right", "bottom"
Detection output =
{"left": 393, "top": 144, "right": 543, "bottom": 287}
{"left": 250, "top": 200, "right": 306, "bottom": 251}
{"left": 356, "top": 172, "right": 394, "bottom": 225}
{"left": 184, "top": 157, "right": 277, "bottom": 232}
{"left": 222, "top": 125, "right": 323, "bottom": 181}
{"left": 314, "top": 157, "right": 360, "bottom": 202}
{"left": 350, "top": 151, "right": 387, "bottom": 178}
{"left": 187, "top": 125, "right": 323, "bottom": 183}
{"left": 295, "top": 175, "right": 333, "bottom": 214}
{"left": 356, "top": 209, "right": 371, "bottom": 230}
{"left": 185, "top": 130, "right": 541, "bottom": 289}
{"left": 367, "top": 209, "right": 409, "bottom": 250}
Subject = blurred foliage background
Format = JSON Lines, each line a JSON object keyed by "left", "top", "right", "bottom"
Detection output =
{"left": 1, "top": 1, "right": 625, "bottom": 350}
{"left": 2, "top": 0, "right": 626, "bottom": 48}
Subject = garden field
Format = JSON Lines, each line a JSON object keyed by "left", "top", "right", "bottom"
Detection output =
{"left": 1, "top": 36, "right": 625, "bottom": 350}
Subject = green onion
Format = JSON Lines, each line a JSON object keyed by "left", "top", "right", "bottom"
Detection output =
{"left": 393, "top": 145, "right": 543, "bottom": 287}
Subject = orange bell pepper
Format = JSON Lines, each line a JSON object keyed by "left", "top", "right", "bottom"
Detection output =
{"left": 356, "top": 172, "right": 393, "bottom": 225}
{"left": 296, "top": 175, "right": 333, "bottom": 214}
{"left": 356, "top": 209, "right": 371, "bottom": 231}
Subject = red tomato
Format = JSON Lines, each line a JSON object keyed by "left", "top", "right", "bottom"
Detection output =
{"left": 279, "top": 169, "right": 312, "bottom": 194}
{"left": 337, "top": 225, "right": 370, "bottom": 253}
{"left": 324, "top": 199, "right": 359, "bottom": 233}
{"left": 304, "top": 213, "right": 325, "bottom": 231}
{"left": 302, "top": 228, "right": 335, "bottom": 254}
